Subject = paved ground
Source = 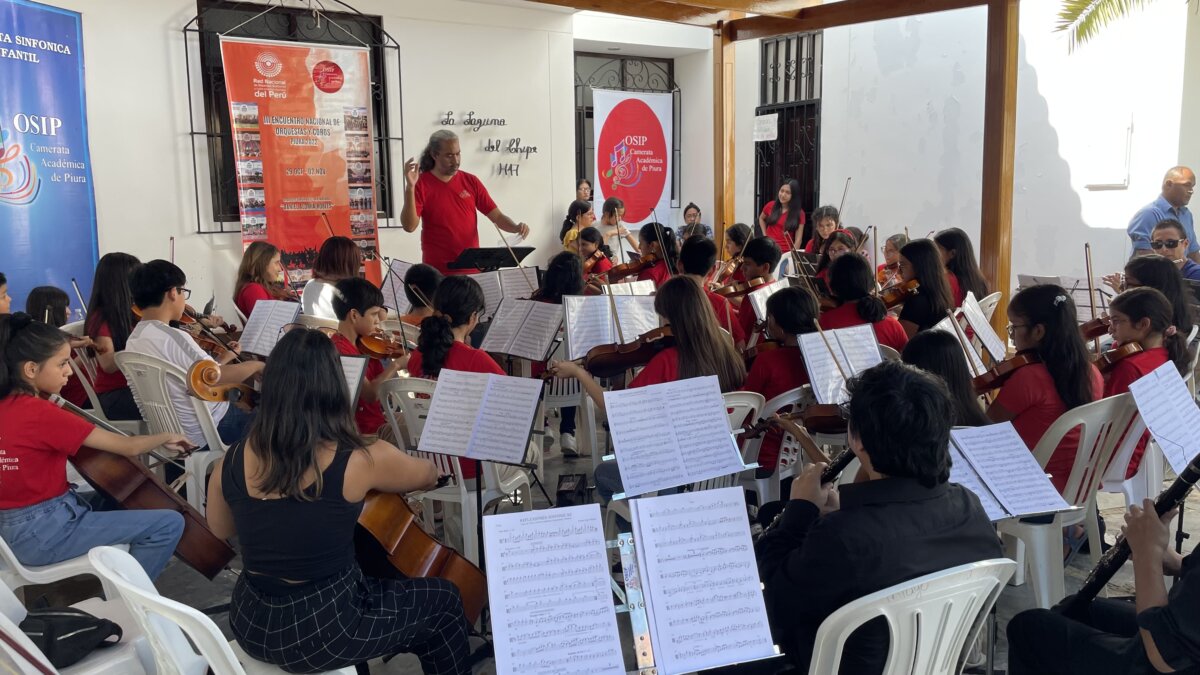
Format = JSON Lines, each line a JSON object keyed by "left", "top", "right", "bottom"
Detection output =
{"left": 26, "top": 422, "right": 1199, "bottom": 674}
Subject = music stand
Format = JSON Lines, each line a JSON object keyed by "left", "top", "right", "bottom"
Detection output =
{"left": 448, "top": 247, "right": 534, "bottom": 272}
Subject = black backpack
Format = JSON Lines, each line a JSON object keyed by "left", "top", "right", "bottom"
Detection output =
{"left": 20, "top": 607, "right": 123, "bottom": 668}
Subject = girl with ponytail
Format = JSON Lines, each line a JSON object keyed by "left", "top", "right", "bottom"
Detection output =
{"left": 559, "top": 200, "right": 596, "bottom": 252}
{"left": 821, "top": 253, "right": 909, "bottom": 352}
{"left": 0, "top": 313, "right": 190, "bottom": 579}
{"left": 636, "top": 222, "right": 678, "bottom": 289}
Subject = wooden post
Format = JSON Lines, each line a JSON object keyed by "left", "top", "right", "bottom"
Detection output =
{"left": 979, "top": 0, "right": 1018, "bottom": 334}
{"left": 713, "top": 21, "right": 736, "bottom": 251}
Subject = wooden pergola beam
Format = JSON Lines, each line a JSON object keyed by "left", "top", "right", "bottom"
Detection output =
{"left": 527, "top": 0, "right": 736, "bottom": 26}
{"left": 657, "top": 0, "right": 825, "bottom": 18}
{"left": 713, "top": 22, "right": 737, "bottom": 246}
{"left": 980, "top": 0, "right": 1018, "bottom": 333}
{"left": 727, "top": 0, "right": 986, "bottom": 40}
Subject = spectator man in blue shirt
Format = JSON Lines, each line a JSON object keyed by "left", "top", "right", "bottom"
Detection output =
{"left": 1128, "top": 166, "right": 1197, "bottom": 263}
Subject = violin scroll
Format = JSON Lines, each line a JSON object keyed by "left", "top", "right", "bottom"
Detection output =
{"left": 187, "top": 360, "right": 257, "bottom": 409}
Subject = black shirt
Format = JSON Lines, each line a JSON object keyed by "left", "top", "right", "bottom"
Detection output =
{"left": 755, "top": 477, "right": 1002, "bottom": 674}
{"left": 897, "top": 291, "right": 942, "bottom": 332}
{"left": 1137, "top": 550, "right": 1200, "bottom": 671}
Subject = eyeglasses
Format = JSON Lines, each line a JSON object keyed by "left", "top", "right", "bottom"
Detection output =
{"left": 177, "top": 287, "right": 192, "bottom": 300}
{"left": 1150, "top": 239, "right": 1183, "bottom": 250}
{"left": 1006, "top": 323, "right": 1028, "bottom": 337}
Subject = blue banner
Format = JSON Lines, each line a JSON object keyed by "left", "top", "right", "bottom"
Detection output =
{"left": 0, "top": 0, "right": 97, "bottom": 314}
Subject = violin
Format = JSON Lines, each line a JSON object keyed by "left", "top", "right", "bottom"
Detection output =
{"left": 358, "top": 332, "right": 408, "bottom": 360}
{"left": 606, "top": 254, "right": 657, "bottom": 283}
{"left": 878, "top": 279, "right": 919, "bottom": 310}
{"left": 582, "top": 326, "right": 674, "bottom": 379}
{"left": 712, "top": 256, "right": 743, "bottom": 286}
{"left": 742, "top": 339, "right": 783, "bottom": 365}
{"left": 1079, "top": 316, "right": 1111, "bottom": 342}
{"left": 713, "top": 276, "right": 771, "bottom": 299}
{"left": 876, "top": 262, "right": 901, "bottom": 286}
{"left": 1095, "top": 343, "right": 1143, "bottom": 374}
{"left": 972, "top": 351, "right": 1041, "bottom": 394}
{"left": 186, "top": 364, "right": 488, "bottom": 622}
{"left": 582, "top": 249, "right": 608, "bottom": 276}
{"left": 743, "top": 404, "right": 847, "bottom": 439}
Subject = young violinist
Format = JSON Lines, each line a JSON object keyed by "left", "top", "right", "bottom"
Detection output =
{"left": 1108, "top": 256, "right": 1197, "bottom": 348}
{"left": 900, "top": 330, "right": 990, "bottom": 427}
{"left": 26, "top": 286, "right": 89, "bottom": 408}
{"left": 735, "top": 236, "right": 784, "bottom": 344}
{"left": 399, "top": 263, "right": 443, "bottom": 327}
{"left": 0, "top": 272, "right": 11, "bottom": 314}
{"left": 934, "top": 227, "right": 989, "bottom": 306}
{"left": 1103, "top": 287, "right": 1192, "bottom": 478}
{"left": 0, "top": 313, "right": 190, "bottom": 579}
{"left": 813, "top": 230, "right": 856, "bottom": 282}
{"left": 126, "top": 260, "right": 264, "bottom": 450}
{"left": 758, "top": 178, "right": 805, "bottom": 253}
{"left": 721, "top": 223, "right": 753, "bottom": 283}
{"left": 597, "top": 196, "right": 638, "bottom": 259}
{"left": 301, "top": 236, "right": 361, "bottom": 320}
{"left": 530, "top": 252, "right": 584, "bottom": 455}
{"left": 550, "top": 276, "right": 746, "bottom": 502}
{"left": 741, "top": 287, "right": 818, "bottom": 476}
{"left": 986, "top": 284, "right": 1102, "bottom": 493}
{"left": 331, "top": 277, "right": 406, "bottom": 437}
{"left": 803, "top": 205, "right": 840, "bottom": 254}
{"left": 876, "top": 233, "right": 908, "bottom": 286}
{"left": 84, "top": 252, "right": 143, "bottom": 420}
{"left": 202, "top": 328, "right": 470, "bottom": 674}
{"left": 635, "top": 222, "right": 678, "bottom": 288}
{"left": 558, "top": 199, "right": 595, "bottom": 252}
{"left": 234, "top": 241, "right": 293, "bottom": 318}
{"left": 820, "top": 253, "right": 910, "bottom": 352}
{"left": 896, "top": 239, "right": 955, "bottom": 337}
{"left": 755, "top": 361, "right": 1001, "bottom": 673}
{"left": 677, "top": 235, "right": 746, "bottom": 345}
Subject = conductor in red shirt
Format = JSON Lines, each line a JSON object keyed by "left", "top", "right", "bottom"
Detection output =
{"left": 400, "top": 130, "right": 531, "bottom": 275}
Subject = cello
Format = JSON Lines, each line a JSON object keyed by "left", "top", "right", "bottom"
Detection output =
{"left": 49, "top": 395, "right": 236, "bottom": 579}
{"left": 186, "top": 362, "right": 488, "bottom": 623}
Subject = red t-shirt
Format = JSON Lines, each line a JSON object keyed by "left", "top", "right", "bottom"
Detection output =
{"left": 741, "top": 346, "right": 810, "bottom": 471}
{"left": 705, "top": 290, "right": 746, "bottom": 344}
{"left": 408, "top": 342, "right": 505, "bottom": 479}
{"left": 637, "top": 260, "right": 672, "bottom": 289}
{"left": 330, "top": 334, "right": 387, "bottom": 435}
{"left": 0, "top": 395, "right": 95, "bottom": 509}
{"left": 628, "top": 347, "right": 680, "bottom": 389}
{"left": 993, "top": 363, "right": 1104, "bottom": 494}
{"left": 1104, "top": 346, "right": 1169, "bottom": 479}
{"left": 588, "top": 256, "right": 613, "bottom": 276}
{"left": 819, "top": 301, "right": 910, "bottom": 353}
{"left": 91, "top": 322, "right": 129, "bottom": 395}
{"left": 235, "top": 282, "right": 272, "bottom": 319}
{"left": 946, "top": 272, "right": 964, "bottom": 307}
{"left": 414, "top": 170, "right": 498, "bottom": 275}
{"left": 760, "top": 201, "right": 804, "bottom": 252}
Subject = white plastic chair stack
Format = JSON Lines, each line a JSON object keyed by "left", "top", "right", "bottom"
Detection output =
{"left": 807, "top": 559, "right": 1016, "bottom": 675}
{"left": 115, "top": 352, "right": 227, "bottom": 516}
{"left": 997, "top": 393, "right": 1140, "bottom": 608}
{"left": 379, "top": 378, "right": 532, "bottom": 566}
{"left": 88, "top": 547, "right": 354, "bottom": 675}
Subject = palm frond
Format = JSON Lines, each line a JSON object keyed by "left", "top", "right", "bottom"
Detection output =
{"left": 1055, "top": 0, "right": 1158, "bottom": 52}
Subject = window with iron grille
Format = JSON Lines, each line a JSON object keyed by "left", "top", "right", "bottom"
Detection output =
{"left": 190, "top": 0, "right": 398, "bottom": 231}
{"left": 574, "top": 53, "right": 681, "bottom": 206}
{"left": 760, "top": 32, "right": 822, "bottom": 105}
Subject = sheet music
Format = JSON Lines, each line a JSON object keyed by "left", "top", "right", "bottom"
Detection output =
{"left": 747, "top": 279, "right": 788, "bottom": 323}
{"left": 797, "top": 325, "right": 880, "bottom": 404}
{"left": 835, "top": 324, "right": 883, "bottom": 373}
{"left": 932, "top": 316, "right": 988, "bottom": 377}
{"left": 339, "top": 355, "right": 368, "bottom": 409}
{"left": 951, "top": 423, "right": 1069, "bottom": 518}
{"left": 948, "top": 443, "right": 1007, "bottom": 521}
{"left": 614, "top": 295, "right": 660, "bottom": 345}
{"left": 1017, "top": 273, "right": 1062, "bottom": 289}
{"left": 605, "top": 376, "right": 744, "bottom": 497}
{"left": 471, "top": 271, "right": 504, "bottom": 321}
{"left": 240, "top": 300, "right": 301, "bottom": 356}
{"left": 418, "top": 369, "right": 486, "bottom": 457}
{"left": 512, "top": 301, "right": 563, "bottom": 362}
{"left": 484, "top": 505, "right": 624, "bottom": 675}
{"left": 1127, "top": 362, "right": 1198, "bottom": 475}
{"left": 630, "top": 488, "right": 776, "bottom": 674}
{"left": 479, "top": 299, "right": 527, "bottom": 355}
{"left": 603, "top": 279, "right": 656, "bottom": 296}
{"left": 466, "top": 373, "right": 542, "bottom": 464}
{"left": 564, "top": 295, "right": 658, "bottom": 360}
{"left": 960, "top": 292, "right": 1007, "bottom": 362}
{"left": 499, "top": 266, "right": 538, "bottom": 301}
{"left": 380, "top": 259, "right": 414, "bottom": 315}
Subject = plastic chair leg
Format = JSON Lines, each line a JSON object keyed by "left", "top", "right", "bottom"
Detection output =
{"left": 1024, "top": 524, "right": 1066, "bottom": 609}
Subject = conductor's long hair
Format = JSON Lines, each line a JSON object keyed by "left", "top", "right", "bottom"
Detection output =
{"left": 245, "top": 328, "right": 365, "bottom": 500}
{"left": 655, "top": 277, "right": 745, "bottom": 392}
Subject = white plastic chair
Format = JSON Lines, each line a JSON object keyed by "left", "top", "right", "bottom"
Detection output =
{"left": 115, "top": 352, "right": 227, "bottom": 516}
{"left": 296, "top": 314, "right": 338, "bottom": 332}
{"left": 807, "top": 559, "right": 1016, "bottom": 675}
{"left": 978, "top": 292, "right": 1002, "bottom": 321}
{"left": 379, "top": 378, "right": 533, "bottom": 566}
{"left": 0, "top": 573, "right": 149, "bottom": 674}
{"left": 233, "top": 306, "right": 248, "bottom": 326}
{"left": 0, "top": 533, "right": 125, "bottom": 602}
{"left": 878, "top": 345, "right": 901, "bottom": 362}
{"left": 997, "top": 393, "right": 1140, "bottom": 608}
{"left": 1099, "top": 429, "right": 1160, "bottom": 510}
{"left": 88, "top": 547, "right": 354, "bottom": 675}
{"left": 61, "top": 321, "right": 144, "bottom": 437}
{"left": 739, "top": 387, "right": 805, "bottom": 505}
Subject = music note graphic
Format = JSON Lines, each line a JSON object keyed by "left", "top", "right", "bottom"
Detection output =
{"left": 0, "top": 126, "right": 41, "bottom": 206}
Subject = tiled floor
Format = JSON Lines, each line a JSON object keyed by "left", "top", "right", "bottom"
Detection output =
{"left": 33, "top": 424, "right": 1199, "bottom": 674}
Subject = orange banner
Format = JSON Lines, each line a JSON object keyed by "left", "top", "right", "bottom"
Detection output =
{"left": 220, "top": 37, "right": 381, "bottom": 286}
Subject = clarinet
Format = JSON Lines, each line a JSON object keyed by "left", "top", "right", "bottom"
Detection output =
{"left": 758, "top": 448, "right": 856, "bottom": 537}
{"left": 1057, "top": 452, "right": 1200, "bottom": 618}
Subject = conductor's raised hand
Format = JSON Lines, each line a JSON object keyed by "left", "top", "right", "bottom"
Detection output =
{"left": 404, "top": 157, "right": 418, "bottom": 188}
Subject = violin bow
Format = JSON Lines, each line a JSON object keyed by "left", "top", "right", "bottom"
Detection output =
{"left": 783, "top": 230, "right": 819, "bottom": 299}
{"left": 50, "top": 394, "right": 186, "bottom": 471}
{"left": 70, "top": 277, "right": 88, "bottom": 314}
{"left": 651, "top": 210, "right": 677, "bottom": 278}
{"left": 186, "top": 308, "right": 244, "bottom": 364}
{"left": 492, "top": 220, "right": 537, "bottom": 295}
{"left": 838, "top": 177, "right": 851, "bottom": 216}
{"left": 813, "top": 318, "right": 851, "bottom": 387}
{"left": 605, "top": 287, "right": 626, "bottom": 345}
{"left": 169, "top": 236, "right": 175, "bottom": 264}
{"left": 321, "top": 212, "right": 336, "bottom": 238}
{"left": 1085, "top": 243, "right": 1101, "bottom": 354}
{"left": 946, "top": 309, "right": 983, "bottom": 378}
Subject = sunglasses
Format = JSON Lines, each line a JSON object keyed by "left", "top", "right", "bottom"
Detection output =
{"left": 1150, "top": 239, "right": 1183, "bottom": 250}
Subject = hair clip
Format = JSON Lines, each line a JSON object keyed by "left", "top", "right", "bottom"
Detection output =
{"left": 1053, "top": 295, "right": 1068, "bottom": 306}
{"left": 1166, "top": 325, "right": 1178, "bottom": 337}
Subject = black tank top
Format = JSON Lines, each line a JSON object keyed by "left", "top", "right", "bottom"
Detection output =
{"left": 222, "top": 440, "right": 363, "bottom": 582}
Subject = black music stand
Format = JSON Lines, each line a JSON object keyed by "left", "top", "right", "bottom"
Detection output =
{"left": 448, "top": 247, "right": 534, "bottom": 272}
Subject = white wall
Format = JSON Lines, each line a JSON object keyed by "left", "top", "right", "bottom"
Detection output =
{"left": 815, "top": 2, "right": 1193, "bottom": 282}
{"left": 1181, "top": 5, "right": 1200, "bottom": 169}
{"left": 48, "top": 0, "right": 574, "bottom": 316}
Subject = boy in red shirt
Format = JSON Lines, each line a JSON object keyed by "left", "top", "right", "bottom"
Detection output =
{"left": 737, "top": 237, "right": 783, "bottom": 345}
{"left": 676, "top": 235, "right": 746, "bottom": 345}
{"left": 331, "top": 278, "right": 407, "bottom": 437}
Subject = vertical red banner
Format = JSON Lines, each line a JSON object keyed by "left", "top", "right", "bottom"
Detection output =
{"left": 220, "top": 37, "right": 381, "bottom": 286}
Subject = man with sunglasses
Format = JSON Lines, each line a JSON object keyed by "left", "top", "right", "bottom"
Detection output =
{"left": 1147, "top": 219, "right": 1200, "bottom": 281}
{"left": 1128, "top": 166, "right": 1197, "bottom": 263}
{"left": 125, "top": 260, "right": 263, "bottom": 450}
{"left": 754, "top": 361, "right": 1001, "bottom": 674}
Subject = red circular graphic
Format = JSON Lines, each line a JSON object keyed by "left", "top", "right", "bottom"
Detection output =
{"left": 595, "top": 99, "right": 668, "bottom": 223}
{"left": 312, "top": 61, "right": 344, "bottom": 93}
